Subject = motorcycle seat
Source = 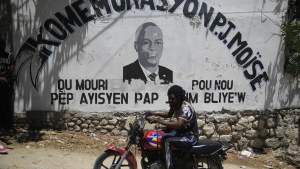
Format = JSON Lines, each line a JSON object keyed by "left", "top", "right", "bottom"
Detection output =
{"left": 187, "top": 139, "right": 223, "bottom": 154}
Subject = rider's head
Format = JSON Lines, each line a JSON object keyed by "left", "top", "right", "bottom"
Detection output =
{"left": 167, "top": 85, "right": 186, "bottom": 109}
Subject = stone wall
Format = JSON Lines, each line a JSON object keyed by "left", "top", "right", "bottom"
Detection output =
{"left": 14, "top": 109, "right": 299, "bottom": 149}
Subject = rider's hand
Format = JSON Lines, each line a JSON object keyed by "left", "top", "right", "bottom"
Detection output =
{"left": 145, "top": 111, "right": 152, "bottom": 116}
{"left": 148, "top": 116, "right": 158, "bottom": 124}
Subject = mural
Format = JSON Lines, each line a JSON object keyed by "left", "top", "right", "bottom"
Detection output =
{"left": 11, "top": 0, "right": 299, "bottom": 112}
{"left": 14, "top": 0, "right": 270, "bottom": 91}
{"left": 15, "top": 0, "right": 94, "bottom": 90}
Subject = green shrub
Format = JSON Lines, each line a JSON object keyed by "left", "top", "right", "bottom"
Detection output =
{"left": 281, "top": 0, "right": 300, "bottom": 76}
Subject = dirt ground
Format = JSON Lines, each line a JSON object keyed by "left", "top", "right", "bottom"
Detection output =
{"left": 0, "top": 129, "right": 298, "bottom": 169}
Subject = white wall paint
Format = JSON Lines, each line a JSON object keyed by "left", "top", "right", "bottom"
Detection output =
{"left": 12, "top": 0, "right": 299, "bottom": 113}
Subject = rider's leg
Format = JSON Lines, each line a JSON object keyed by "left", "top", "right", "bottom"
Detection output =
{"left": 164, "top": 136, "right": 195, "bottom": 169}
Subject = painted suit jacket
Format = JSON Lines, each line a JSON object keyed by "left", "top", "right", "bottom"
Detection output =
{"left": 123, "top": 60, "right": 173, "bottom": 84}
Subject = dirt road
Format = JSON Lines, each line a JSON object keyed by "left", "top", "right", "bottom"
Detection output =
{"left": 1, "top": 146, "right": 95, "bottom": 169}
{"left": 0, "top": 130, "right": 296, "bottom": 169}
{"left": 0, "top": 146, "right": 254, "bottom": 169}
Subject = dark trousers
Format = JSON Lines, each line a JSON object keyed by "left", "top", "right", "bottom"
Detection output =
{"left": 161, "top": 132, "right": 197, "bottom": 169}
{"left": 0, "top": 87, "right": 14, "bottom": 130}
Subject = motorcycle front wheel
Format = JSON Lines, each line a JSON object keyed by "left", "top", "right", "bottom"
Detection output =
{"left": 93, "top": 151, "right": 134, "bottom": 169}
{"left": 196, "top": 157, "right": 222, "bottom": 169}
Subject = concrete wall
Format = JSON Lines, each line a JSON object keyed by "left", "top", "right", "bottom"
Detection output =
{"left": 11, "top": 0, "right": 299, "bottom": 113}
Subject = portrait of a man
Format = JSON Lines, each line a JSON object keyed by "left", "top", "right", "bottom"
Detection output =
{"left": 123, "top": 22, "right": 173, "bottom": 84}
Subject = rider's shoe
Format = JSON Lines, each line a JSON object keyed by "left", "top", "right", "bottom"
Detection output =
{"left": 0, "top": 145, "right": 8, "bottom": 154}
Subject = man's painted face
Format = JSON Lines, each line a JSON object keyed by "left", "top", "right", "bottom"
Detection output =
{"left": 136, "top": 26, "right": 163, "bottom": 68}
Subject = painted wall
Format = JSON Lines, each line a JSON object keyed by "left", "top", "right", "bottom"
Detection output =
{"left": 11, "top": 0, "right": 299, "bottom": 113}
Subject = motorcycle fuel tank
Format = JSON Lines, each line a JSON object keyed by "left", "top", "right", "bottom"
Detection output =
{"left": 142, "top": 130, "right": 165, "bottom": 150}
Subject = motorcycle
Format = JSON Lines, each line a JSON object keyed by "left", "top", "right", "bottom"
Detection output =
{"left": 93, "top": 114, "right": 234, "bottom": 169}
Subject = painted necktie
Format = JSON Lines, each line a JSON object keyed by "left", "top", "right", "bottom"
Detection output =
{"left": 148, "top": 73, "right": 156, "bottom": 81}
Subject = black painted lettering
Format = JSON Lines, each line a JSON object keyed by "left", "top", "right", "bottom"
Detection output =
{"left": 24, "top": 37, "right": 39, "bottom": 50}
{"left": 237, "top": 92, "right": 246, "bottom": 102}
{"left": 67, "top": 93, "right": 73, "bottom": 104}
{"left": 85, "top": 80, "right": 91, "bottom": 90}
{"left": 55, "top": 6, "right": 83, "bottom": 34}
{"left": 44, "top": 18, "right": 68, "bottom": 40}
{"left": 211, "top": 93, "right": 218, "bottom": 103}
{"left": 59, "top": 92, "right": 66, "bottom": 104}
{"left": 58, "top": 79, "right": 64, "bottom": 90}
{"left": 38, "top": 46, "right": 52, "bottom": 57}
{"left": 98, "top": 93, "right": 105, "bottom": 104}
{"left": 126, "top": 0, "right": 140, "bottom": 10}
{"left": 227, "top": 32, "right": 248, "bottom": 56}
{"left": 236, "top": 47, "right": 253, "bottom": 65}
{"left": 214, "top": 80, "right": 233, "bottom": 90}
{"left": 58, "top": 79, "right": 72, "bottom": 90}
{"left": 106, "top": 93, "right": 113, "bottom": 104}
{"left": 156, "top": 0, "right": 168, "bottom": 11}
{"left": 134, "top": 92, "right": 158, "bottom": 104}
{"left": 228, "top": 80, "right": 233, "bottom": 90}
{"left": 100, "top": 79, "right": 108, "bottom": 90}
{"left": 197, "top": 80, "right": 211, "bottom": 90}
{"left": 205, "top": 92, "right": 240, "bottom": 103}
{"left": 37, "top": 27, "right": 61, "bottom": 47}
{"left": 243, "top": 56, "right": 257, "bottom": 68}
{"left": 80, "top": 93, "right": 88, "bottom": 104}
{"left": 198, "top": 2, "right": 214, "bottom": 27}
{"left": 51, "top": 93, "right": 58, "bottom": 104}
{"left": 204, "top": 92, "right": 211, "bottom": 103}
{"left": 92, "top": 0, "right": 112, "bottom": 16}
{"left": 243, "top": 60, "right": 264, "bottom": 79}
{"left": 111, "top": 0, "right": 126, "bottom": 12}
{"left": 168, "top": 0, "right": 184, "bottom": 13}
{"left": 199, "top": 81, "right": 205, "bottom": 90}
{"left": 192, "top": 80, "right": 198, "bottom": 90}
{"left": 120, "top": 93, "right": 129, "bottom": 104}
{"left": 228, "top": 92, "right": 234, "bottom": 103}
{"left": 183, "top": 0, "right": 198, "bottom": 18}
{"left": 143, "top": 93, "right": 151, "bottom": 104}
{"left": 140, "top": 0, "right": 155, "bottom": 10}
{"left": 76, "top": 79, "right": 84, "bottom": 90}
{"left": 113, "top": 93, "right": 122, "bottom": 104}
{"left": 220, "top": 92, "right": 227, "bottom": 103}
{"left": 84, "top": 93, "right": 129, "bottom": 104}
{"left": 187, "top": 93, "right": 198, "bottom": 103}
{"left": 72, "top": 0, "right": 94, "bottom": 23}
{"left": 75, "top": 79, "right": 107, "bottom": 90}
{"left": 26, "top": 37, "right": 53, "bottom": 56}
{"left": 87, "top": 93, "right": 95, "bottom": 104}
{"left": 135, "top": 93, "right": 143, "bottom": 103}
{"left": 209, "top": 12, "right": 227, "bottom": 33}
{"left": 249, "top": 72, "right": 269, "bottom": 91}
{"left": 218, "top": 21, "right": 236, "bottom": 41}
{"left": 151, "top": 93, "right": 159, "bottom": 103}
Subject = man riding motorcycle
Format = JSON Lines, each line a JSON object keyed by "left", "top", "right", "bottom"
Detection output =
{"left": 147, "top": 85, "right": 199, "bottom": 169}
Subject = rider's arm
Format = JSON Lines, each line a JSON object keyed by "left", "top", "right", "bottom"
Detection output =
{"left": 152, "top": 117, "right": 187, "bottom": 129}
{"left": 148, "top": 111, "right": 170, "bottom": 118}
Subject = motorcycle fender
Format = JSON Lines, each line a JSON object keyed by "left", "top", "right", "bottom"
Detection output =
{"left": 106, "top": 145, "right": 138, "bottom": 169}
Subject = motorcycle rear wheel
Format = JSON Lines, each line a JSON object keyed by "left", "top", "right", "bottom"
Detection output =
{"left": 93, "top": 151, "right": 134, "bottom": 169}
{"left": 196, "top": 157, "right": 222, "bottom": 169}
